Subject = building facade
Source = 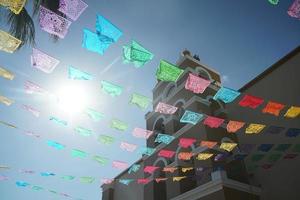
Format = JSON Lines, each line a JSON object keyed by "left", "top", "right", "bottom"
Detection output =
{"left": 101, "top": 46, "right": 300, "bottom": 200}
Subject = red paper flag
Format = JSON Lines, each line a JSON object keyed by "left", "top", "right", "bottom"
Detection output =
{"left": 179, "top": 138, "right": 196, "bottom": 148}
{"left": 238, "top": 94, "right": 264, "bottom": 109}
{"left": 158, "top": 150, "right": 175, "bottom": 158}
{"left": 144, "top": 166, "right": 159, "bottom": 174}
{"left": 138, "top": 178, "right": 150, "bottom": 184}
{"left": 203, "top": 116, "right": 224, "bottom": 128}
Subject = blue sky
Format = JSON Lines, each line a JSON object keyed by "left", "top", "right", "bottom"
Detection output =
{"left": 0, "top": 0, "right": 300, "bottom": 199}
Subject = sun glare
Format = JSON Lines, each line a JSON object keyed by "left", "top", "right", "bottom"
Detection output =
{"left": 56, "top": 84, "right": 88, "bottom": 114}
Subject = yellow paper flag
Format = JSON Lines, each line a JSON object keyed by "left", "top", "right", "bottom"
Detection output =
{"left": 284, "top": 106, "right": 300, "bottom": 118}
{"left": 0, "top": 30, "right": 22, "bottom": 53}
{"left": 220, "top": 142, "right": 237, "bottom": 152}
{"left": 181, "top": 167, "right": 193, "bottom": 173}
{"left": 196, "top": 153, "right": 214, "bottom": 160}
{"left": 0, "top": 0, "right": 26, "bottom": 14}
{"left": 0, "top": 95, "right": 14, "bottom": 106}
{"left": 173, "top": 176, "right": 186, "bottom": 182}
{"left": 0, "top": 67, "right": 14, "bottom": 80}
{"left": 245, "top": 123, "right": 266, "bottom": 134}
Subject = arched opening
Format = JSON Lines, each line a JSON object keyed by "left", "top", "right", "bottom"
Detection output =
{"left": 164, "top": 84, "right": 176, "bottom": 99}
{"left": 195, "top": 66, "right": 212, "bottom": 81}
{"left": 173, "top": 100, "right": 185, "bottom": 132}
{"left": 151, "top": 117, "right": 166, "bottom": 148}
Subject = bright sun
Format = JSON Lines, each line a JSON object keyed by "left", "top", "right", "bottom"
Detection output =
{"left": 56, "top": 84, "right": 88, "bottom": 114}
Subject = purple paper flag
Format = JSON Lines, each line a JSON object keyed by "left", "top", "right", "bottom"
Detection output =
{"left": 22, "top": 105, "right": 40, "bottom": 117}
{"left": 288, "top": 0, "right": 300, "bottom": 19}
{"left": 31, "top": 48, "right": 60, "bottom": 73}
{"left": 39, "top": 5, "right": 71, "bottom": 38}
{"left": 59, "top": 0, "right": 88, "bottom": 21}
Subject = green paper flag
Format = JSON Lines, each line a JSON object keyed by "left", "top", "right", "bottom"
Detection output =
{"left": 68, "top": 66, "right": 93, "bottom": 80}
{"left": 71, "top": 149, "right": 88, "bottom": 158}
{"left": 129, "top": 93, "right": 151, "bottom": 110}
{"left": 268, "top": 154, "right": 282, "bottom": 162}
{"left": 123, "top": 40, "right": 154, "bottom": 68}
{"left": 61, "top": 175, "right": 75, "bottom": 181}
{"left": 101, "top": 80, "right": 123, "bottom": 97}
{"left": 268, "top": 0, "right": 279, "bottom": 5}
{"left": 98, "top": 135, "right": 115, "bottom": 145}
{"left": 74, "top": 126, "right": 93, "bottom": 136}
{"left": 93, "top": 155, "right": 109, "bottom": 165}
{"left": 156, "top": 60, "right": 184, "bottom": 82}
{"left": 110, "top": 119, "right": 128, "bottom": 131}
{"left": 251, "top": 154, "right": 265, "bottom": 162}
{"left": 85, "top": 108, "right": 104, "bottom": 121}
{"left": 80, "top": 176, "right": 95, "bottom": 184}
{"left": 32, "top": 186, "right": 43, "bottom": 191}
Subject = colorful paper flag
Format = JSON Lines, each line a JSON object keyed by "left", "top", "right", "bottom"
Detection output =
{"left": 98, "top": 135, "right": 115, "bottom": 145}
{"left": 226, "top": 121, "right": 245, "bottom": 133}
{"left": 274, "top": 144, "right": 291, "bottom": 152}
{"left": 287, "top": 0, "right": 300, "bottom": 19}
{"left": 82, "top": 29, "right": 105, "bottom": 54}
{"left": 31, "top": 48, "right": 60, "bottom": 73}
{"left": 163, "top": 167, "right": 177, "bottom": 173}
{"left": 268, "top": 0, "right": 279, "bottom": 5}
{"left": 156, "top": 60, "right": 184, "bottom": 82}
{"left": 16, "top": 181, "right": 30, "bottom": 187}
{"left": 32, "top": 185, "right": 43, "bottom": 191}
{"left": 155, "top": 133, "right": 175, "bottom": 144}
{"left": 284, "top": 106, "right": 300, "bottom": 118}
{"left": 292, "top": 144, "right": 300, "bottom": 153}
{"left": 155, "top": 102, "right": 178, "bottom": 114}
{"left": 119, "top": 179, "right": 133, "bottom": 185}
{"left": 0, "top": 0, "right": 26, "bottom": 14}
{"left": 24, "top": 81, "right": 47, "bottom": 94}
{"left": 129, "top": 93, "right": 151, "bottom": 110}
{"left": 284, "top": 154, "right": 298, "bottom": 159}
{"left": 219, "top": 142, "right": 237, "bottom": 152}
{"left": 179, "top": 138, "right": 196, "bottom": 148}
{"left": 128, "top": 164, "right": 140, "bottom": 174}
{"left": 61, "top": 175, "right": 75, "bottom": 181}
{"left": 85, "top": 108, "right": 104, "bottom": 121}
{"left": 285, "top": 128, "right": 300, "bottom": 137}
{"left": 71, "top": 149, "right": 87, "bottom": 158}
{"left": 68, "top": 66, "right": 93, "bottom": 80}
{"left": 0, "top": 175, "right": 9, "bottom": 181}
{"left": 251, "top": 154, "right": 265, "bottom": 162}
{"left": 139, "top": 147, "right": 156, "bottom": 156}
{"left": 93, "top": 155, "right": 109, "bottom": 165}
{"left": 123, "top": 40, "right": 154, "bottom": 68}
{"left": 178, "top": 152, "right": 193, "bottom": 160}
{"left": 80, "top": 177, "right": 95, "bottom": 183}
{"left": 58, "top": 0, "right": 88, "bottom": 21}
{"left": 239, "top": 144, "right": 256, "bottom": 154}
{"left": 245, "top": 124, "right": 266, "bottom": 134}
{"left": 137, "top": 178, "right": 150, "bottom": 184}
{"left": 181, "top": 167, "right": 193, "bottom": 173}
{"left": 112, "top": 161, "right": 128, "bottom": 170}
{"left": 265, "top": 126, "right": 285, "bottom": 135}
{"left": 203, "top": 116, "right": 224, "bottom": 128}
{"left": 0, "top": 95, "right": 14, "bottom": 106}
{"left": 0, "top": 121, "right": 17, "bottom": 129}
{"left": 132, "top": 128, "right": 153, "bottom": 139}
{"left": 268, "top": 153, "right": 282, "bottom": 162}
{"left": 110, "top": 119, "right": 128, "bottom": 131}
{"left": 200, "top": 141, "right": 217, "bottom": 149}
{"left": 120, "top": 142, "right": 137, "bottom": 152}
{"left": 155, "top": 178, "right": 168, "bottom": 183}
{"left": 214, "top": 153, "right": 230, "bottom": 161}
{"left": 185, "top": 73, "right": 211, "bottom": 94}
{"left": 39, "top": 6, "right": 71, "bottom": 38}
{"left": 40, "top": 172, "right": 55, "bottom": 177}
{"left": 173, "top": 176, "right": 186, "bottom": 182}
{"left": 262, "top": 101, "right": 285, "bottom": 116}
{"left": 238, "top": 94, "right": 264, "bottom": 109}
{"left": 158, "top": 149, "right": 175, "bottom": 158}
{"left": 101, "top": 178, "right": 114, "bottom": 184}
{"left": 49, "top": 116, "right": 67, "bottom": 126}
{"left": 101, "top": 80, "right": 123, "bottom": 97}
{"left": 213, "top": 87, "right": 240, "bottom": 103}
{"left": 0, "top": 29, "right": 22, "bottom": 53}
{"left": 258, "top": 144, "right": 273, "bottom": 152}
{"left": 22, "top": 105, "right": 40, "bottom": 117}
{"left": 47, "top": 140, "right": 65, "bottom": 150}
{"left": 0, "top": 66, "right": 14, "bottom": 80}
{"left": 196, "top": 153, "right": 214, "bottom": 160}
{"left": 180, "top": 110, "right": 203, "bottom": 125}
{"left": 74, "top": 126, "right": 93, "bottom": 136}
{"left": 144, "top": 166, "right": 159, "bottom": 174}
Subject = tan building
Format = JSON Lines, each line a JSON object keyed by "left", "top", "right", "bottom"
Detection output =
{"left": 101, "top": 46, "right": 300, "bottom": 200}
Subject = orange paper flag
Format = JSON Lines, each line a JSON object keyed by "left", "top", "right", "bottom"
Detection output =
{"left": 262, "top": 101, "right": 285, "bottom": 116}
{"left": 226, "top": 121, "right": 245, "bottom": 133}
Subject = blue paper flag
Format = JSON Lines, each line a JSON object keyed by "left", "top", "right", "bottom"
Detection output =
{"left": 155, "top": 133, "right": 175, "bottom": 144}
{"left": 213, "top": 87, "right": 240, "bottom": 103}
{"left": 180, "top": 110, "right": 203, "bottom": 125}
{"left": 119, "top": 179, "right": 133, "bottom": 185}
{"left": 128, "top": 164, "right": 140, "bottom": 174}
{"left": 40, "top": 172, "right": 55, "bottom": 177}
{"left": 82, "top": 29, "right": 107, "bottom": 54}
{"left": 49, "top": 116, "right": 67, "bottom": 126}
{"left": 265, "top": 126, "right": 285, "bottom": 135}
{"left": 47, "top": 140, "right": 65, "bottom": 150}
{"left": 286, "top": 128, "right": 300, "bottom": 137}
{"left": 258, "top": 144, "right": 274, "bottom": 152}
{"left": 96, "top": 15, "right": 122, "bottom": 43}
{"left": 139, "top": 147, "right": 155, "bottom": 156}
{"left": 16, "top": 181, "right": 30, "bottom": 187}
{"left": 68, "top": 66, "right": 93, "bottom": 80}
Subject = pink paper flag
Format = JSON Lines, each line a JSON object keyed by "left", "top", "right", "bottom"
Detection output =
{"left": 24, "top": 131, "right": 41, "bottom": 138}
{"left": 155, "top": 102, "right": 178, "bottom": 114}
{"left": 22, "top": 105, "right": 40, "bottom": 117}
{"left": 158, "top": 149, "right": 175, "bottom": 158}
{"left": 24, "top": 81, "right": 46, "bottom": 94}
{"left": 39, "top": 5, "right": 71, "bottom": 38}
{"left": 185, "top": 73, "right": 211, "bottom": 94}
{"left": 155, "top": 178, "right": 168, "bottom": 183}
{"left": 112, "top": 161, "right": 128, "bottom": 170}
{"left": 59, "top": 0, "right": 88, "bottom": 21}
{"left": 120, "top": 142, "right": 137, "bottom": 152}
{"left": 137, "top": 178, "right": 150, "bottom": 184}
{"left": 288, "top": 0, "right": 300, "bottom": 19}
{"left": 179, "top": 138, "right": 196, "bottom": 148}
{"left": 144, "top": 166, "right": 159, "bottom": 174}
{"left": 19, "top": 169, "right": 35, "bottom": 174}
{"left": 203, "top": 116, "right": 224, "bottom": 128}
{"left": 0, "top": 175, "right": 8, "bottom": 181}
{"left": 101, "top": 178, "right": 114, "bottom": 184}
{"left": 132, "top": 128, "right": 153, "bottom": 139}
{"left": 31, "top": 48, "right": 60, "bottom": 73}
